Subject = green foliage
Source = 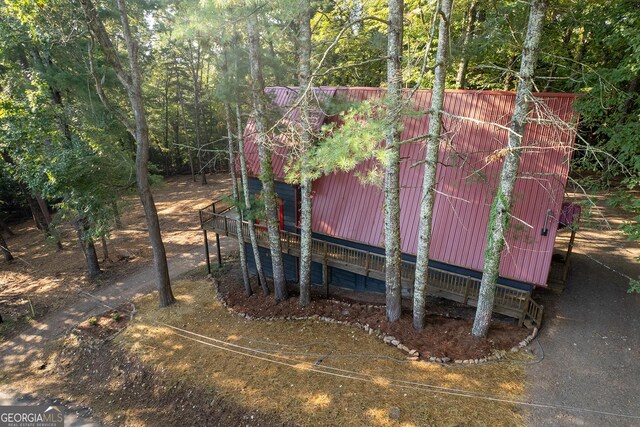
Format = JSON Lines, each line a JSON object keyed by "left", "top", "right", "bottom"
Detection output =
{"left": 609, "top": 179, "right": 640, "bottom": 249}
{"left": 628, "top": 279, "right": 640, "bottom": 294}
{"left": 285, "top": 100, "right": 386, "bottom": 184}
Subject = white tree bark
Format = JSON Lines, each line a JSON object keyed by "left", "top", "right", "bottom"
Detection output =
{"left": 236, "top": 101, "right": 269, "bottom": 295}
{"left": 412, "top": 0, "right": 454, "bottom": 330}
{"left": 384, "top": 0, "right": 404, "bottom": 322}
{"left": 472, "top": 0, "right": 548, "bottom": 337}
{"left": 222, "top": 48, "right": 251, "bottom": 296}
{"left": 298, "top": 0, "right": 313, "bottom": 307}
{"left": 247, "top": 15, "right": 288, "bottom": 301}
{"left": 231, "top": 31, "right": 268, "bottom": 294}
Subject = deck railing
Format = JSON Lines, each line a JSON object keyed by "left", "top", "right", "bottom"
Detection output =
{"left": 200, "top": 205, "right": 543, "bottom": 328}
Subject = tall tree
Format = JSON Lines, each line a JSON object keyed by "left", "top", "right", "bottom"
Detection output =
{"left": 228, "top": 29, "right": 270, "bottom": 295}
{"left": 246, "top": 14, "right": 288, "bottom": 301}
{"left": 74, "top": 217, "right": 101, "bottom": 277}
{"left": 412, "top": 0, "right": 454, "bottom": 330}
{"left": 222, "top": 46, "right": 251, "bottom": 296}
{"left": 472, "top": 0, "right": 548, "bottom": 337}
{"left": 297, "top": 0, "right": 313, "bottom": 307}
{"left": 455, "top": 0, "right": 478, "bottom": 89}
{"left": 383, "top": 0, "right": 404, "bottom": 322}
{"left": 80, "top": 0, "right": 175, "bottom": 307}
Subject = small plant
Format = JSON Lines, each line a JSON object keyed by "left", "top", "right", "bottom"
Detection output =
{"left": 111, "top": 311, "right": 122, "bottom": 321}
{"left": 88, "top": 316, "right": 99, "bottom": 326}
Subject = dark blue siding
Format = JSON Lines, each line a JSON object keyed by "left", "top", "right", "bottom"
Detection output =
{"left": 247, "top": 178, "right": 297, "bottom": 232}
{"left": 245, "top": 244, "right": 298, "bottom": 282}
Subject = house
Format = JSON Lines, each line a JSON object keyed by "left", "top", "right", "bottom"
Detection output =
{"left": 200, "top": 86, "right": 580, "bottom": 327}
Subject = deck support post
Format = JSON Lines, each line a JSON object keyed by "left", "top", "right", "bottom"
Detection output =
{"left": 203, "top": 229, "right": 211, "bottom": 274}
{"left": 216, "top": 232, "right": 222, "bottom": 267}
{"left": 562, "top": 228, "right": 576, "bottom": 283}
{"left": 322, "top": 261, "right": 329, "bottom": 298}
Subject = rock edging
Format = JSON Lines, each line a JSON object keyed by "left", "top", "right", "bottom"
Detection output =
{"left": 212, "top": 277, "right": 537, "bottom": 365}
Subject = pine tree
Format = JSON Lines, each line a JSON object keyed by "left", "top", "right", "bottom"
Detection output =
{"left": 246, "top": 14, "right": 288, "bottom": 301}
{"left": 412, "top": 0, "right": 454, "bottom": 330}
{"left": 384, "top": 0, "right": 404, "bottom": 322}
{"left": 472, "top": 0, "right": 548, "bottom": 337}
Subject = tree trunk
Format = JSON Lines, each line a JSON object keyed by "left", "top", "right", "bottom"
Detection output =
{"left": 413, "top": 0, "right": 453, "bottom": 330}
{"left": 232, "top": 32, "right": 268, "bottom": 295}
{"left": 298, "top": 0, "right": 313, "bottom": 307}
{"left": 34, "top": 194, "right": 62, "bottom": 250}
{"left": 118, "top": 0, "right": 175, "bottom": 307}
{"left": 187, "top": 40, "right": 207, "bottom": 185}
{"left": 80, "top": 0, "right": 174, "bottom": 306}
{"left": 472, "top": 0, "right": 548, "bottom": 337}
{"left": 112, "top": 201, "right": 122, "bottom": 228}
{"left": 236, "top": 103, "right": 269, "bottom": 295}
{"left": 163, "top": 74, "right": 171, "bottom": 176}
{"left": 384, "top": 0, "right": 404, "bottom": 322}
{"left": 74, "top": 217, "right": 101, "bottom": 277}
{"left": 247, "top": 15, "right": 288, "bottom": 301}
{"left": 223, "top": 47, "right": 251, "bottom": 296}
{"left": 543, "top": 25, "right": 572, "bottom": 92}
{"left": 503, "top": 53, "right": 518, "bottom": 91}
{"left": 0, "top": 218, "right": 15, "bottom": 236}
{"left": 177, "top": 77, "right": 196, "bottom": 182}
{"left": 21, "top": 186, "right": 46, "bottom": 231}
{"left": 101, "top": 235, "right": 109, "bottom": 261}
{"left": 456, "top": 0, "right": 477, "bottom": 89}
{"left": 0, "top": 233, "right": 14, "bottom": 262}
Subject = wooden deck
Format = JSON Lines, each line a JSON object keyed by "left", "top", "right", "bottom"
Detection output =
{"left": 199, "top": 202, "right": 544, "bottom": 329}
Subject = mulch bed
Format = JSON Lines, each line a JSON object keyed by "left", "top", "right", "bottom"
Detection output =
{"left": 216, "top": 263, "right": 530, "bottom": 361}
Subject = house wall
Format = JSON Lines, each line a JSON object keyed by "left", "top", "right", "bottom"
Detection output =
{"left": 246, "top": 178, "right": 297, "bottom": 232}
{"left": 242, "top": 176, "right": 533, "bottom": 293}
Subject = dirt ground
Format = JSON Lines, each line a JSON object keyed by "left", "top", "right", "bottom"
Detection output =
{"left": 219, "top": 262, "right": 529, "bottom": 361}
{"left": 0, "top": 174, "right": 230, "bottom": 341}
{"left": 98, "top": 279, "right": 527, "bottom": 427}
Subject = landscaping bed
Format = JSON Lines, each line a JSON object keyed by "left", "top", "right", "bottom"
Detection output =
{"left": 217, "top": 262, "right": 530, "bottom": 361}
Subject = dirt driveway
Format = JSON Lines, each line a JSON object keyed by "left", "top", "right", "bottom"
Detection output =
{"left": 526, "top": 194, "right": 640, "bottom": 426}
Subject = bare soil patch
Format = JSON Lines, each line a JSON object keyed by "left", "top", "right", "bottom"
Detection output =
{"left": 218, "top": 262, "right": 528, "bottom": 361}
{"left": 0, "top": 174, "right": 230, "bottom": 341}
{"left": 51, "top": 310, "right": 290, "bottom": 427}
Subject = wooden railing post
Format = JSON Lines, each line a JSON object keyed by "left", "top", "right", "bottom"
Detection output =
{"left": 463, "top": 277, "right": 471, "bottom": 305}
{"left": 364, "top": 252, "right": 370, "bottom": 277}
{"left": 519, "top": 296, "right": 530, "bottom": 327}
{"left": 323, "top": 242, "right": 329, "bottom": 298}
{"left": 216, "top": 231, "right": 222, "bottom": 267}
{"left": 203, "top": 229, "right": 211, "bottom": 274}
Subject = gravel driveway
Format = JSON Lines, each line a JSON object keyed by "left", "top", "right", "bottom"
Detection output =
{"left": 526, "top": 227, "right": 640, "bottom": 426}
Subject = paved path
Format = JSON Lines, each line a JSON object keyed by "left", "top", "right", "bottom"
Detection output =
{"left": 526, "top": 241, "right": 640, "bottom": 425}
{"left": 0, "top": 236, "right": 236, "bottom": 426}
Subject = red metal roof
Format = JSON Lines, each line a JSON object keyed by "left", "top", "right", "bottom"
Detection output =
{"left": 243, "top": 86, "right": 337, "bottom": 180}
{"left": 244, "top": 87, "right": 579, "bottom": 287}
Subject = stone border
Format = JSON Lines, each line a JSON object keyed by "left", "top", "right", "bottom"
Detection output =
{"left": 211, "top": 277, "right": 537, "bottom": 365}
